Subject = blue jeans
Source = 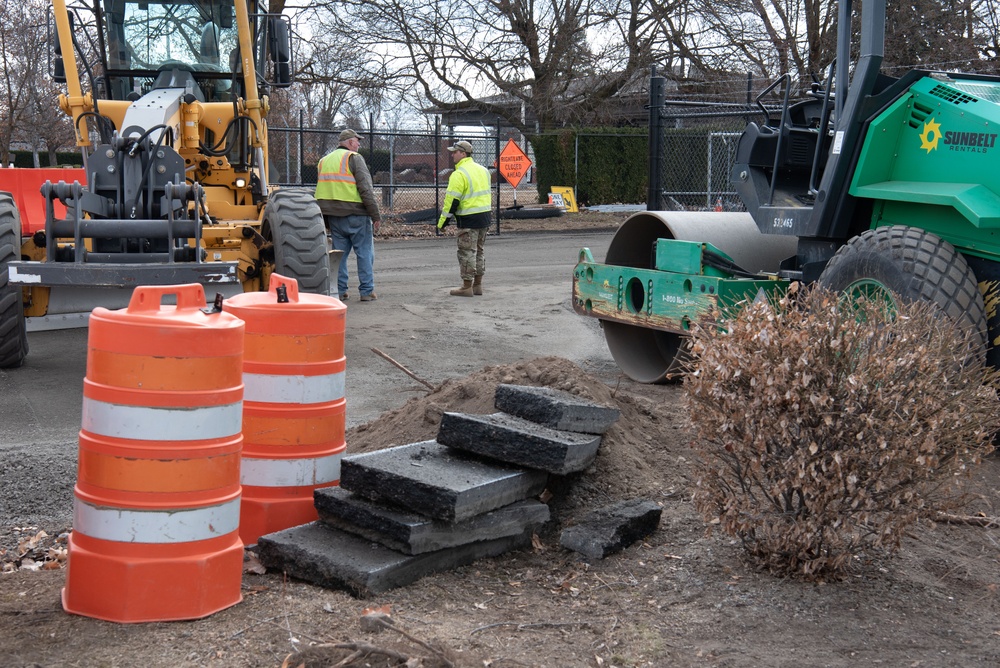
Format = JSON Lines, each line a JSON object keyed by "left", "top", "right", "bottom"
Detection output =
{"left": 326, "top": 214, "right": 374, "bottom": 296}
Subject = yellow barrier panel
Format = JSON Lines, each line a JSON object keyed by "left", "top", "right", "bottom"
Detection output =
{"left": 549, "top": 186, "right": 578, "bottom": 212}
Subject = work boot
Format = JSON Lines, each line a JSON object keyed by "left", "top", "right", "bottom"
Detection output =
{"left": 450, "top": 280, "right": 474, "bottom": 297}
{"left": 473, "top": 276, "right": 483, "bottom": 296}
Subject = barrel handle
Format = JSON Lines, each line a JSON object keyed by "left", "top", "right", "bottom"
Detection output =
{"left": 268, "top": 273, "right": 300, "bottom": 303}
{"left": 127, "top": 284, "right": 207, "bottom": 312}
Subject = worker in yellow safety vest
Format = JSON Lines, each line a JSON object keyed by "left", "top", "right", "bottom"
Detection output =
{"left": 316, "top": 128, "right": 381, "bottom": 302}
{"left": 437, "top": 140, "right": 492, "bottom": 297}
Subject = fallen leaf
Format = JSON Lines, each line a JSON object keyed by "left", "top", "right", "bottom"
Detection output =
{"left": 243, "top": 552, "right": 266, "bottom": 575}
{"left": 362, "top": 604, "right": 392, "bottom": 616}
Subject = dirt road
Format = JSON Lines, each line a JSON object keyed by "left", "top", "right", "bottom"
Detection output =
{"left": 0, "top": 230, "right": 617, "bottom": 539}
{"left": 2, "top": 226, "right": 998, "bottom": 668}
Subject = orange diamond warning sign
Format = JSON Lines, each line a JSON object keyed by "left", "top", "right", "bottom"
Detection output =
{"left": 498, "top": 139, "right": 532, "bottom": 188}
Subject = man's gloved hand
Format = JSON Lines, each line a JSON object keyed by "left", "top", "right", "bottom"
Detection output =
{"left": 373, "top": 219, "right": 380, "bottom": 236}
{"left": 437, "top": 213, "right": 453, "bottom": 230}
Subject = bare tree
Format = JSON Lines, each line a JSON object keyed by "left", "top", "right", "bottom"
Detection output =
{"left": 306, "top": 0, "right": 661, "bottom": 133}
{"left": 678, "top": 0, "right": 837, "bottom": 82}
{"left": 0, "top": 0, "right": 74, "bottom": 166}
{"left": 883, "top": 0, "right": 984, "bottom": 74}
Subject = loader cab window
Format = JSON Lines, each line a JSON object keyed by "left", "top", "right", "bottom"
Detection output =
{"left": 102, "top": 0, "right": 240, "bottom": 101}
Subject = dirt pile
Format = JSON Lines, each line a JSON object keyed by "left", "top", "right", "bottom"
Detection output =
{"left": 345, "top": 356, "right": 693, "bottom": 528}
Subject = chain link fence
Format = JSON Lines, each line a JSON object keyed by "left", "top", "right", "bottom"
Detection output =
{"left": 268, "top": 126, "right": 544, "bottom": 237}
{"left": 648, "top": 70, "right": 783, "bottom": 212}
{"left": 653, "top": 111, "right": 758, "bottom": 212}
{"left": 268, "top": 103, "right": 769, "bottom": 231}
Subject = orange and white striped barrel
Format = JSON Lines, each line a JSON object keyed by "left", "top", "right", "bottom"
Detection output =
{"left": 62, "top": 284, "right": 246, "bottom": 623}
{"left": 224, "top": 274, "right": 347, "bottom": 546}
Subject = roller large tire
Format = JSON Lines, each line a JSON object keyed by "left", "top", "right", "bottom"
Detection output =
{"left": 817, "top": 225, "right": 987, "bottom": 356}
{"left": 262, "top": 189, "right": 331, "bottom": 295}
{"left": 0, "top": 192, "right": 28, "bottom": 368}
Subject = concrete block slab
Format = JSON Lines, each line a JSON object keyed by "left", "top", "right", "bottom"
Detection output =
{"left": 340, "top": 441, "right": 548, "bottom": 522}
{"left": 257, "top": 522, "right": 531, "bottom": 597}
{"left": 559, "top": 498, "right": 662, "bottom": 560}
{"left": 437, "top": 411, "right": 602, "bottom": 475}
{"left": 495, "top": 384, "right": 621, "bottom": 434}
{"left": 315, "top": 487, "right": 550, "bottom": 555}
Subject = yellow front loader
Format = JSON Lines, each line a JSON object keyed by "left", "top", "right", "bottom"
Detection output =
{"left": 0, "top": 0, "right": 330, "bottom": 367}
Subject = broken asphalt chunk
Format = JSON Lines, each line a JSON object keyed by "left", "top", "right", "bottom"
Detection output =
{"left": 437, "top": 411, "right": 602, "bottom": 475}
{"left": 559, "top": 498, "right": 662, "bottom": 560}
{"left": 316, "top": 487, "right": 550, "bottom": 555}
{"left": 256, "top": 522, "right": 532, "bottom": 597}
{"left": 340, "top": 441, "right": 547, "bottom": 522}
{"left": 494, "top": 384, "right": 621, "bottom": 434}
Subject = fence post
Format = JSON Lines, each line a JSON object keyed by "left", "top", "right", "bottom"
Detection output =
{"left": 647, "top": 65, "right": 666, "bottom": 211}
{"left": 368, "top": 112, "right": 375, "bottom": 166}
{"left": 385, "top": 134, "right": 394, "bottom": 211}
{"left": 574, "top": 132, "right": 579, "bottom": 208}
{"left": 298, "top": 109, "right": 304, "bottom": 185}
{"left": 434, "top": 118, "right": 441, "bottom": 235}
{"left": 495, "top": 122, "right": 501, "bottom": 235}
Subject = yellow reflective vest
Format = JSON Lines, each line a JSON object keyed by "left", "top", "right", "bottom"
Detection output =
{"left": 315, "top": 148, "right": 362, "bottom": 203}
{"left": 443, "top": 157, "right": 491, "bottom": 217}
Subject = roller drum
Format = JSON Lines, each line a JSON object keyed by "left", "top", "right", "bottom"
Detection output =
{"left": 601, "top": 211, "right": 797, "bottom": 384}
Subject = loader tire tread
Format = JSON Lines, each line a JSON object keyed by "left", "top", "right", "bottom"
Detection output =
{"left": 262, "top": 188, "right": 331, "bottom": 295}
{"left": 0, "top": 192, "right": 28, "bottom": 368}
{"left": 818, "top": 225, "right": 987, "bottom": 355}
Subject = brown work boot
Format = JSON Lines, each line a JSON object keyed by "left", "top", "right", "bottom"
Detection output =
{"left": 450, "top": 280, "right": 474, "bottom": 297}
{"left": 473, "top": 276, "right": 483, "bottom": 296}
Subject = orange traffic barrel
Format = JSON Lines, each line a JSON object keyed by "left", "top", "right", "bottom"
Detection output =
{"left": 224, "top": 274, "right": 347, "bottom": 546}
{"left": 62, "top": 284, "right": 246, "bottom": 623}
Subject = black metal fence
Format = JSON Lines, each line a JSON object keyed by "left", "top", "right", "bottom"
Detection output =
{"left": 269, "top": 98, "right": 766, "bottom": 234}
{"left": 648, "top": 72, "right": 774, "bottom": 212}
{"left": 267, "top": 125, "right": 530, "bottom": 237}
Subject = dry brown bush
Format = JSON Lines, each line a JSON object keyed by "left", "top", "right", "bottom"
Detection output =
{"left": 683, "top": 285, "right": 999, "bottom": 577}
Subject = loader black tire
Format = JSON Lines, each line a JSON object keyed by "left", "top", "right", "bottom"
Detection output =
{"left": 262, "top": 188, "right": 331, "bottom": 295}
{"left": 0, "top": 192, "right": 28, "bottom": 368}
{"left": 817, "top": 225, "right": 988, "bottom": 357}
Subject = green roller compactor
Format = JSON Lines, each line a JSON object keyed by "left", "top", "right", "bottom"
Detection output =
{"left": 573, "top": 0, "right": 1000, "bottom": 382}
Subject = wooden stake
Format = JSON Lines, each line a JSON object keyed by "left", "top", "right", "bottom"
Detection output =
{"left": 370, "top": 348, "right": 436, "bottom": 391}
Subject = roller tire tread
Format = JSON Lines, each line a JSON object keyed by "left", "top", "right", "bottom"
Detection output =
{"left": 818, "top": 225, "right": 987, "bottom": 351}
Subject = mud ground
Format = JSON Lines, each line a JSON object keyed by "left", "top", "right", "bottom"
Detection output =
{"left": 1, "top": 211, "right": 998, "bottom": 667}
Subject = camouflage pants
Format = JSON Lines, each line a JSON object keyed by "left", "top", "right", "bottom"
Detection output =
{"left": 456, "top": 227, "right": 487, "bottom": 281}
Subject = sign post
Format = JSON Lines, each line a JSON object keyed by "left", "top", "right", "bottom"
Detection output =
{"left": 497, "top": 139, "right": 533, "bottom": 210}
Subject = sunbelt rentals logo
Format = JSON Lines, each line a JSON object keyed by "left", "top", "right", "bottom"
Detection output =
{"left": 920, "top": 119, "right": 941, "bottom": 152}
{"left": 919, "top": 118, "right": 997, "bottom": 154}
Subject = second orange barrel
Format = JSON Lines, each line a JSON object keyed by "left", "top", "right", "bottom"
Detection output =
{"left": 225, "top": 273, "right": 347, "bottom": 545}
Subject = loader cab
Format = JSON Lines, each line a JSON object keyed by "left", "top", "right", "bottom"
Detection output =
{"left": 100, "top": 0, "right": 241, "bottom": 103}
